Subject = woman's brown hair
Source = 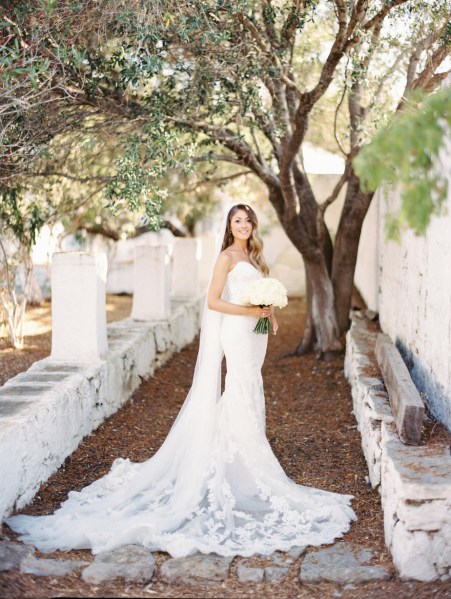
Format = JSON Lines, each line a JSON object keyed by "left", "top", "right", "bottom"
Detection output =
{"left": 221, "top": 204, "right": 269, "bottom": 276}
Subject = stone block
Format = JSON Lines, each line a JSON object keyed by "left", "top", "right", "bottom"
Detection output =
{"left": 236, "top": 561, "right": 264, "bottom": 582}
{"left": 160, "top": 553, "right": 233, "bottom": 585}
{"left": 51, "top": 252, "right": 108, "bottom": 362}
{"left": 82, "top": 545, "right": 155, "bottom": 584}
{"left": 366, "top": 389, "right": 394, "bottom": 424}
{"left": 0, "top": 541, "right": 34, "bottom": 571}
{"left": 381, "top": 421, "right": 451, "bottom": 501}
{"left": 360, "top": 407, "right": 382, "bottom": 488}
{"left": 398, "top": 498, "right": 451, "bottom": 532}
{"left": 265, "top": 566, "right": 289, "bottom": 582}
{"left": 299, "top": 543, "right": 390, "bottom": 584}
{"left": 171, "top": 238, "right": 201, "bottom": 299}
{"left": 376, "top": 333, "right": 425, "bottom": 445}
{"left": 154, "top": 322, "right": 172, "bottom": 354}
{"left": 21, "top": 556, "right": 88, "bottom": 576}
{"left": 107, "top": 259, "right": 134, "bottom": 295}
{"left": 131, "top": 245, "right": 171, "bottom": 321}
{"left": 391, "top": 524, "right": 437, "bottom": 581}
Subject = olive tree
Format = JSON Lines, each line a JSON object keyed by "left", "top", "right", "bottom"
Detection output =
{"left": 2, "top": 0, "right": 450, "bottom": 356}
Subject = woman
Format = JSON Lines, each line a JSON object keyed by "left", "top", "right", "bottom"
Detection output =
{"left": 7, "top": 204, "right": 355, "bottom": 557}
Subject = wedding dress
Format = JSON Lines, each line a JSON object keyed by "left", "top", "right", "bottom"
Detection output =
{"left": 7, "top": 260, "right": 356, "bottom": 557}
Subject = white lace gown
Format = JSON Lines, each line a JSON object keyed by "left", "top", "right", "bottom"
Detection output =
{"left": 7, "top": 262, "right": 356, "bottom": 557}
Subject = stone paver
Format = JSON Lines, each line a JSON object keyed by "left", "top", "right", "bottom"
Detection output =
{"left": 20, "top": 556, "right": 88, "bottom": 577}
{"left": 300, "top": 542, "right": 390, "bottom": 584}
{"left": 81, "top": 545, "right": 155, "bottom": 584}
{"left": 286, "top": 545, "right": 308, "bottom": 560}
{"left": 160, "top": 553, "right": 234, "bottom": 585}
{"left": 265, "top": 566, "right": 289, "bottom": 582}
{"left": 0, "top": 541, "right": 34, "bottom": 571}
{"left": 236, "top": 561, "right": 264, "bottom": 583}
{"left": 270, "top": 546, "right": 307, "bottom": 565}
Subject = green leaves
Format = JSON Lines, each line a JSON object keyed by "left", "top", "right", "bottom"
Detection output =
{"left": 354, "top": 88, "right": 451, "bottom": 239}
{"left": 0, "top": 187, "right": 46, "bottom": 249}
{"left": 105, "top": 121, "right": 191, "bottom": 229}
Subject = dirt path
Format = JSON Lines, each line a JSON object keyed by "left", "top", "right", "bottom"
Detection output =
{"left": 1, "top": 298, "right": 450, "bottom": 598}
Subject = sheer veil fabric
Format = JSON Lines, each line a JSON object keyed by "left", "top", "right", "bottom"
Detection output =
{"left": 7, "top": 206, "right": 356, "bottom": 557}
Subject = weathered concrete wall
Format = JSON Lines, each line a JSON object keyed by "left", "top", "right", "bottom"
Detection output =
{"left": 0, "top": 297, "right": 203, "bottom": 523}
{"left": 345, "top": 315, "right": 451, "bottom": 581}
{"left": 355, "top": 136, "right": 451, "bottom": 430}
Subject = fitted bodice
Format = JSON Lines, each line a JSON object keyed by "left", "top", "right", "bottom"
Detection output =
{"left": 226, "top": 261, "right": 262, "bottom": 305}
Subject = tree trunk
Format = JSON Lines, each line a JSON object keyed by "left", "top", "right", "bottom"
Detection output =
{"left": 304, "top": 252, "right": 342, "bottom": 358}
{"left": 294, "top": 270, "right": 315, "bottom": 355}
{"left": 332, "top": 170, "right": 374, "bottom": 333}
{"left": 293, "top": 214, "right": 334, "bottom": 355}
{"left": 268, "top": 185, "right": 342, "bottom": 357}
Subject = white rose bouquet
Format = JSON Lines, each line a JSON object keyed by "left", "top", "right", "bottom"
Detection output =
{"left": 241, "top": 277, "right": 288, "bottom": 334}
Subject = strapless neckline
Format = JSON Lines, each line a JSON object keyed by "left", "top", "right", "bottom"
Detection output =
{"left": 228, "top": 261, "right": 258, "bottom": 276}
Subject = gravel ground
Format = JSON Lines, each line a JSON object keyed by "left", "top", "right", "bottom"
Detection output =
{"left": 1, "top": 297, "right": 450, "bottom": 598}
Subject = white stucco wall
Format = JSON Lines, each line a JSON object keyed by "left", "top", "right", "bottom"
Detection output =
{"left": 354, "top": 191, "right": 379, "bottom": 312}
{"left": 355, "top": 136, "right": 451, "bottom": 429}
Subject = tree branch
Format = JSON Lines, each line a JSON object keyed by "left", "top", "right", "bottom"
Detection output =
{"left": 174, "top": 118, "right": 280, "bottom": 188}
{"left": 0, "top": 171, "right": 113, "bottom": 183}
{"left": 319, "top": 160, "right": 352, "bottom": 213}
{"left": 280, "top": 0, "right": 349, "bottom": 180}
{"left": 412, "top": 44, "right": 451, "bottom": 92}
{"left": 280, "top": 0, "right": 302, "bottom": 53}
{"left": 178, "top": 170, "right": 252, "bottom": 193}
{"left": 261, "top": 0, "right": 279, "bottom": 48}
{"left": 401, "top": 22, "right": 450, "bottom": 101}
{"left": 361, "top": 0, "right": 410, "bottom": 33}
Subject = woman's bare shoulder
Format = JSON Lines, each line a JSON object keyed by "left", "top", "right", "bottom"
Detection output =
{"left": 218, "top": 250, "right": 233, "bottom": 265}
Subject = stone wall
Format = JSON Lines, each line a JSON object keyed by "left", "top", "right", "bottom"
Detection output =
{"left": 354, "top": 136, "right": 451, "bottom": 430}
{"left": 0, "top": 247, "right": 204, "bottom": 523}
{"left": 345, "top": 315, "right": 451, "bottom": 581}
{"left": 0, "top": 297, "right": 203, "bottom": 523}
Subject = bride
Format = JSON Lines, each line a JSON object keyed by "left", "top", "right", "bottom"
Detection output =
{"left": 7, "top": 203, "right": 356, "bottom": 557}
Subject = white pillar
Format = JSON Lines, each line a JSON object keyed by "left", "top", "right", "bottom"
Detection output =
{"left": 171, "top": 238, "right": 201, "bottom": 299}
{"left": 131, "top": 245, "right": 171, "bottom": 321}
{"left": 51, "top": 252, "right": 108, "bottom": 361}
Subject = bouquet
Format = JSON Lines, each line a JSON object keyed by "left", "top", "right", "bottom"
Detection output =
{"left": 241, "top": 277, "right": 288, "bottom": 334}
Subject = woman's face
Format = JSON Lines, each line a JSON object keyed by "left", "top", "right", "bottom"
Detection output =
{"left": 230, "top": 209, "right": 253, "bottom": 242}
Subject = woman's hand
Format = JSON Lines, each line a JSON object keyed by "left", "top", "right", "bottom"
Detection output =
{"left": 248, "top": 305, "right": 271, "bottom": 318}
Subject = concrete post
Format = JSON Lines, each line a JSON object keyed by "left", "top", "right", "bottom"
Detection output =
{"left": 51, "top": 252, "right": 108, "bottom": 361}
{"left": 131, "top": 245, "right": 171, "bottom": 321}
{"left": 171, "top": 238, "right": 201, "bottom": 299}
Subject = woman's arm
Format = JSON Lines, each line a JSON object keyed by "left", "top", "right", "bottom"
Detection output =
{"left": 269, "top": 308, "right": 279, "bottom": 335}
{"left": 207, "top": 253, "right": 271, "bottom": 318}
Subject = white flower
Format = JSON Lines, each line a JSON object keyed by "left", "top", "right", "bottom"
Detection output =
{"left": 241, "top": 278, "right": 288, "bottom": 309}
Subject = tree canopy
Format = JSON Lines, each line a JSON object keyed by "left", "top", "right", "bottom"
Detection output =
{"left": 1, "top": 0, "right": 450, "bottom": 355}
